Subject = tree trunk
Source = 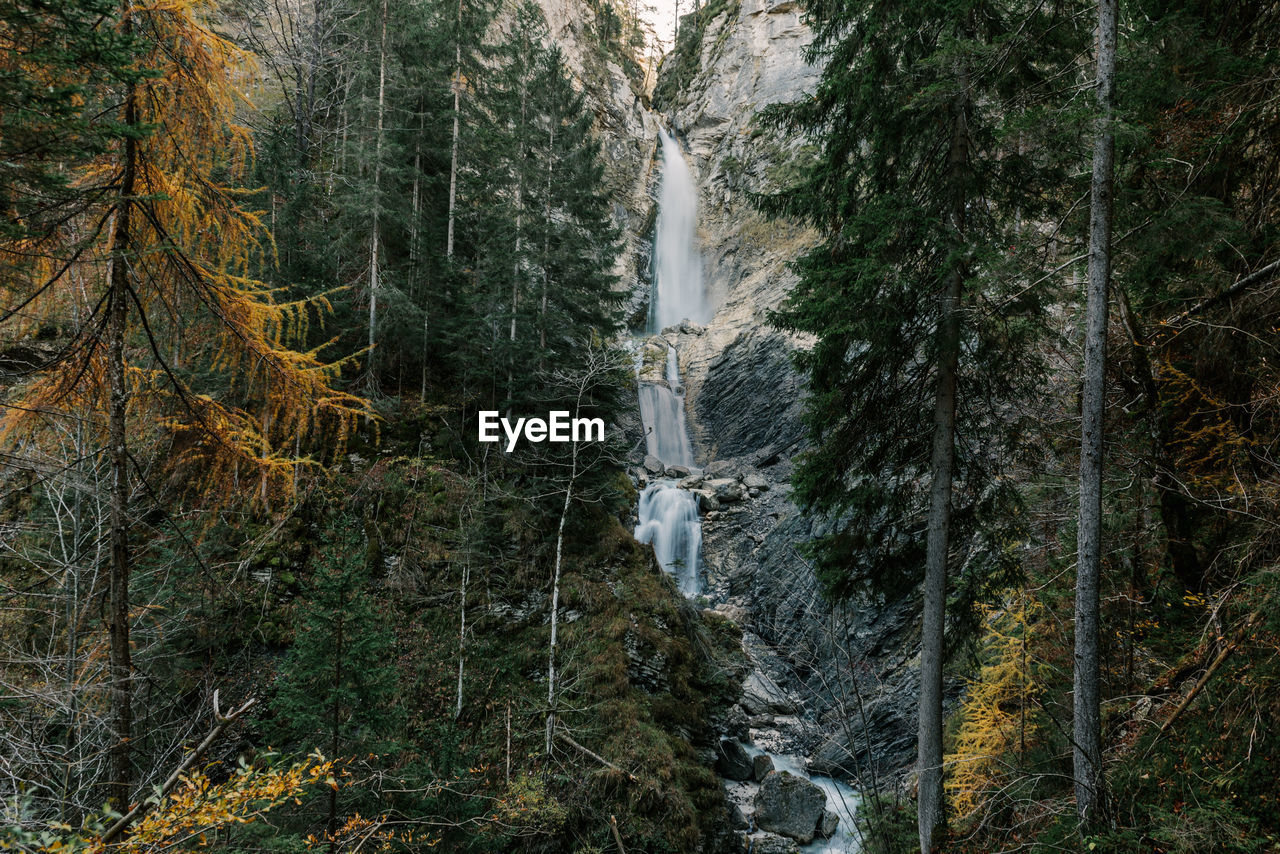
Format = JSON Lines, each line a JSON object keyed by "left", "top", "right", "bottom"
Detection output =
{"left": 366, "top": 0, "right": 387, "bottom": 384}
{"left": 918, "top": 61, "right": 970, "bottom": 854}
{"left": 507, "top": 78, "right": 527, "bottom": 411}
{"left": 1074, "top": 0, "right": 1117, "bottom": 832}
{"left": 918, "top": 265, "right": 960, "bottom": 854}
{"left": 539, "top": 125, "right": 553, "bottom": 360}
{"left": 106, "top": 43, "right": 138, "bottom": 810}
{"left": 328, "top": 612, "right": 345, "bottom": 852}
{"left": 455, "top": 559, "right": 468, "bottom": 720}
{"left": 446, "top": 0, "right": 462, "bottom": 259}
{"left": 546, "top": 445, "right": 576, "bottom": 755}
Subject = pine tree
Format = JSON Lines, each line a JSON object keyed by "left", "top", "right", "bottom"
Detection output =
{"left": 0, "top": 0, "right": 135, "bottom": 243}
{"left": 759, "top": 0, "right": 1084, "bottom": 848}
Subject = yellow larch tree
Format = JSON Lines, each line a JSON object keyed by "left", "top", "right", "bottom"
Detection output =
{"left": 945, "top": 594, "right": 1044, "bottom": 825}
{"left": 0, "top": 0, "right": 368, "bottom": 812}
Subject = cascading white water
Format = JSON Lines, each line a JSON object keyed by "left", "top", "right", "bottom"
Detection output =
{"left": 637, "top": 347, "right": 695, "bottom": 466}
{"left": 652, "top": 130, "right": 709, "bottom": 331}
{"left": 634, "top": 134, "right": 705, "bottom": 595}
{"left": 634, "top": 345, "right": 703, "bottom": 595}
{"left": 634, "top": 481, "right": 702, "bottom": 595}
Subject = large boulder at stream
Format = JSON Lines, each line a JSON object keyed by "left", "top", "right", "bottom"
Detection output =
{"left": 716, "top": 739, "right": 754, "bottom": 781}
{"left": 753, "top": 770, "right": 828, "bottom": 843}
{"left": 743, "top": 832, "right": 800, "bottom": 854}
{"left": 752, "top": 753, "right": 776, "bottom": 781}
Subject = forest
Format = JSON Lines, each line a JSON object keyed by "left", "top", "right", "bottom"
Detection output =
{"left": 1, "top": 0, "right": 1278, "bottom": 850}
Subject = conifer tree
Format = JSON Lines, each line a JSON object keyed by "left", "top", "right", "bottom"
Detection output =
{"left": 0, "top": 0, "right": 135, "bottom": 243}
{"left": 271, "top": 526, "right": 400, "bottom": 841}
{"left": 760, "top": 1, "right": 1083, "bottom": 848}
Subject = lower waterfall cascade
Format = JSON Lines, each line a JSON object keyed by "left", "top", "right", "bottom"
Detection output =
{"left": 631, "top": 131, "right": 861, "bottom": 852}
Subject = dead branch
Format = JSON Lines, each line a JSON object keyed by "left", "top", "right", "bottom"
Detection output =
{"left": 101, "top": 690, "right": 257, "bottom": 844}
{"left": 553, "top": 732, "right": 638, "bottom": 783}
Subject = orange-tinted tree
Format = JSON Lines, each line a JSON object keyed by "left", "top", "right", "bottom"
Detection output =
{"left": 0, "top": 0, "right": 367, "bottom": 810}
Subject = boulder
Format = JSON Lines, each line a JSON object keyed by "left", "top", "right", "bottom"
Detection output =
{"left": 716, "top": 739, "right": 754, "bottom": 782}
{"left": 665, "top": 464, "right": 691, "bottom": 478}
{"left": 742, "top": 832, "right": 800, "bottom": 854}
{"left": 817, "top": 810, "right": 840, "bottom": 838}
{"left": 723, "top": 704, "right": 750, "bottom": 741}
{"left": 753, "top": 771, "right": 828, "bottom": 843}
{"left": 706, "top": 478, "right": 746, "bottom": 503}
{"left": 744, "top": 472, "right": 770, "bottom": 491}
{"left": 643, "top": 455, "right": 665, "bottom": 475}
{"left": 705, "top": 459, "right": 740, "bottom": 479}
{"left": 752, "top": 753, "right": 775, "bottom": 782}
{"left": 693, "top": 489, "right": 720, "bottom": 512}
{"left": 678, "top": 473, "right": 705, "bottom": 489}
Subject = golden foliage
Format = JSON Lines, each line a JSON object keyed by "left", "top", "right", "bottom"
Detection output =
{"left": 1157, "top": 361, "right": 1253, "bottom": 492}
{"left": 1, "top": 754, "right": 332, "bottom": 853}
{"left": 945, "top": 594, "right": 1043, "bottom": 823}
{"left": 111, "top": 753, "right": 335, "bottom": 853}
{"left": 0, "top": 0, "right": 369, "bottom": 507}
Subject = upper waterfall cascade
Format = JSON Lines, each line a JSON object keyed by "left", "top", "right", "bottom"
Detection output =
{"left": 651, "top": 130, "right": 710, "bottom": 332}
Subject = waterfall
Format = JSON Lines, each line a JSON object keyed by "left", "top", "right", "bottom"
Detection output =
{"left": 633, "top": 126, "right": 859, "bottom": 850}
{"left": 634, "top": 480, "right": 702, "bottom": 595}
{"left": 637, "top": 347, "right": 695, "bottom": 466}
{"left": 634, "top": 346, "right": 703, "bottom": 595}
{"left": 651, "top": 130, "right": 709, "bottom": 332}
{"left": 634, "top": 133, "right": 705, "bottom": 595}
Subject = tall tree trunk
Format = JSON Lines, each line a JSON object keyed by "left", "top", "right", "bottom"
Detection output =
{"left": 106, "top": 41, "right": 138, "bottom": 810}
{"left": 918, "top": 266, "right": 960, "bottom": 854}
{"left": 455, "top": 559, "right": 468, "bottom": 720}
{"left": 545, "top": 444, "right": 577, "bottom": 755}
{"left": 918, "top": 63, "right": 970, "bottom": 854}
{"left": 539, "top": 125, "right": 553, "bottom": 361}
{"left": 366, "top": 0, "right": 387, "bottom": 385}
{"left": 1074, "top": 0, "right": 1117, "bottom": 832}
{"left": 328, "top": 612, "right": 345, "bottom": 853}
{"left": 445, "top": 0, "right": 462, "bottom": 259}
{"left": 507, "top": 79, "right": 526, "bottom": 411}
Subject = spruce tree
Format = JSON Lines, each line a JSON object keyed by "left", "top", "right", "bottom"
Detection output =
{"left": 759, "top": 0, "right": 1084, "bottom": 848}
{"left": 271, "top": 526, "right": 401, "bottom": 839}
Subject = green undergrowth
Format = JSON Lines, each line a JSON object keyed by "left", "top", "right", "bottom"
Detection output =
{"left": 191, "top": 402, "right": 745, "bottom": 852}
